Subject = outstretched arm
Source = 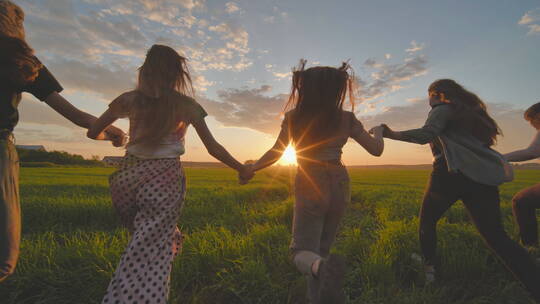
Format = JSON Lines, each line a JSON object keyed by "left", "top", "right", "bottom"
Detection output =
{"left": 380, "top": 105, "right": 453, "bottom": 145}
{"left": 46, "top": 92, "right": 126, "bottom": 146}
{"left": 45, "top": 92, "right": 98, "bottom": 128}
{"left": 251, "top": 126, "right": 289, "bottom": 172}
{"left": 353, "top": 124, "right": 384, "bottom": 156}
{"left": 192, "top": 118, "right": 249, "bottom": 175}
{"left": 504, "top": 131, "right": 540, "bottom": 162}
{"left": 87, "top": 107, "right": 124, "bottom": 145}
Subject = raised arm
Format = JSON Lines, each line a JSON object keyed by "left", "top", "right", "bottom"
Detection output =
{"left": 504, "top": 131, "right": 540, "bottom": 162}
{"left": 192, "top": 118, "right": 246, "bottom": 173}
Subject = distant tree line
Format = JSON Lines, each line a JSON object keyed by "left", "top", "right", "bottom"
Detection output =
{"left": 17, "top": 148, "right": 103, "bottom": 166}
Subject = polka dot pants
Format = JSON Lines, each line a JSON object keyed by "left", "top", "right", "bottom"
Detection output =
{"left": 102, "top": 154, "right": 185, "bottom": 304}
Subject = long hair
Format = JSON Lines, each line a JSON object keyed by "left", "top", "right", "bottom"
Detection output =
{"left": 0, "top": 0, "right": 25, "bottom": 40}
{"left": 0, "top": 1, "right": 39, "bottom": 88}
{"left": 429, "top": 79, "right": 501, "bottom": 146}
{"left": 0, "top": 36, "right": 41, "bottom": 88}
{"left": 131, "top": 44, "right": 195, "bottom": 145}
{"left": 284, "top": 59, "right": 355, "bottom": 153}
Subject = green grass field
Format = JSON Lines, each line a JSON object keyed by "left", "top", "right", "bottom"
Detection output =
{"left": 1, "top": 167, "right": 539, "bottom": 303}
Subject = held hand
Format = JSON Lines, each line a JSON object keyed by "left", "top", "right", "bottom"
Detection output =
{"left": 370, "top": 124, "right": 395, "bottom": 138}
{"left": 105, "top": 126, "right": 127, "bottom": 147}
{"left": 238, "top": 164, "right": 255, "bottom": 185}
{"left": 368, "top": 125, "right": 384, "bottom": 137}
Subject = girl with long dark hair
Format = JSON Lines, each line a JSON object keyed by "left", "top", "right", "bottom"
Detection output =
{"left": 374, "top": 79, "right": 540, "bottom": 301}
{"left": 0, "top": 0, "right": 124, "bottom": 283}
{"left": 88, "top": 44, "right": 252, "bottom": 303}
{"left": 243, "top": 60, "right": 384, "bottom": 304}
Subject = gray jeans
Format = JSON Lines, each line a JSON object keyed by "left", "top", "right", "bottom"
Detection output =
{"left": 0, "top": 138, "right": 20, "bottom": 282}
{"left": 290, "top": 163, "right": 350, "bottom": 302}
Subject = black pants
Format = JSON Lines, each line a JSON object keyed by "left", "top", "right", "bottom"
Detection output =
{"left": 512, "top": 183, "right": 540, "bottom": 247}
{"left": 419, "top": 163, "right": 540, "bottom": 301}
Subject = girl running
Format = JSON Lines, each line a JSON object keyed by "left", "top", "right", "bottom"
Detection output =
{"left": 0, "top": 0, "right": 124, "bottom": 283}
{"left": 504, "top": 102, "right": 540, "bottom": 248}
{"left": 373, "top": 79, "right": 540, "bottom": 301}
{"left": 87, "top": 44, "right": 252, "bottom": 304}
{"left": 243, "top": 60, "right": 384, "bottom": 304}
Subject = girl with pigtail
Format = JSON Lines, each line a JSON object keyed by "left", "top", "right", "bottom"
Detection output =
{"left": 243, "top": 60, "right": 384, "bottom": 304}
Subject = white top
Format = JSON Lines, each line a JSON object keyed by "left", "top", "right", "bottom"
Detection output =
{"left": 108, "top": 90, "right": 207, "bottom": 159}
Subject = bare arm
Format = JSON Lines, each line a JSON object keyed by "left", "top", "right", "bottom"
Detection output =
{"left": 45, "top": 92, "right": 97, "bottom": 128}
{"left": 45, "top": 92, "right": 126, "bottom": 146}
{"left": 354, "top": 124, "right": 384, "bottom": 156}
{"left": 504, "top": 131, "right": 540, "bottom": 162}
{"left": 87, "top": 108, "right": 121, "bottom": 141}
{"left": 192, "top": 118, "right": 245, "bottom": 172}
{"left": 251, "top": 126, "right": 289, "bottom": 172}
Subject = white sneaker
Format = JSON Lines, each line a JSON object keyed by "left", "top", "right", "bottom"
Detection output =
{"left": 424, "top": 265, "right": 436, "bottom": 284}
{"left": 411, "top": 253, "right": 435, "bottom": 284}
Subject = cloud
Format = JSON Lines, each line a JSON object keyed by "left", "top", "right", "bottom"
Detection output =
{"left": 518, "top": 8, "right": 540, "bottom": 35}
{"left": 14, "top": 0, "right": 254, "bottom": 106}
{"left": 225, "top": 2, "right": 241, "bottom": 14}
{"left": 18, "top": 98, "right": 77, "bottom": 129}
{"left": 102, "top": 0, "right": 205, "bottom": 27}
{"left": 208, "top": 22, "right": 249, "bottom": 53}
{"left": 357, "top": 54, "right": 428, "bottom": 102}
{"left": 198, "top": 85, "right": 287, "bottom": 134}
{"left": 273, "top": 71, "right": 291, "bottom": 79}
{"left": 193, "top": 74, "right": 215, "bottom": 92}
{"left": 405, "top": 40, "right": 425, "bottom": 53}
{"left": 358, "top": 99, "right": 534, "bottom": 152}
{"left": 193, "top": 47, "right": 428, "bottom": 136}
{"left": 359, "top": 99, "right": 430, "bottom": 129}
{"left": 47, "top": 58, "right": 136, "bottom": 100}
{"left": 264, "top": 6, "right": 288, "bottom": 24}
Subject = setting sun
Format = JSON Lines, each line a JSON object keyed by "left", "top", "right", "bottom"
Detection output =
{"left": 280, "top": 145, "right": 297, "bottom": 166}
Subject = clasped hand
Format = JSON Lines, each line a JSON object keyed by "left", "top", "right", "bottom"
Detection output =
{"left": 104, "top": 126, "right": 128, "bottom": 147}
{"left": 238, "top": 164, "right": 255, "bottom": 185}
{"left": 369, "top": 124, "right": 392, "bottom": 137}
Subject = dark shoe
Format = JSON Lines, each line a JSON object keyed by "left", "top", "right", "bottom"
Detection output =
{"left": 318, "top": 254, "right": 346, "bottom": 304}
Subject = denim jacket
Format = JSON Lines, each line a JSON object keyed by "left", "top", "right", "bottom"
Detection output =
{"left": 391, "top": 104, "right": 512, "bottom": 186}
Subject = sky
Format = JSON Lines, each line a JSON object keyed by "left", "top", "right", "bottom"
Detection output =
{"left": 13, "top": 0, "right": 540, "bottom": 165}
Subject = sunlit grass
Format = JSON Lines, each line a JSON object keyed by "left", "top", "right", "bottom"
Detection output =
{"left": 0, "top": 167, "right": 537, "bottom": 303}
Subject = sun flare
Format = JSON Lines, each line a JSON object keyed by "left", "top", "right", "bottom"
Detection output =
{"left": 280, "top": 145, "right": 297, "bottom": 166}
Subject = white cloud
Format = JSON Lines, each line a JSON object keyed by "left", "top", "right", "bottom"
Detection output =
{"left": 208, "top": 22, "right": 250, "bottom": 54}
{"left": 193, "top": 74, "right": 215, "bottom": 92}
{"left": 357, "top": 54, "right": 428, "bottom": 103}
{"left": 518, "top": 8, "right": 540, "bottom": 35}
{"left": 405, "top": 40, "right": 425, "bottom": 53}
{"left": 406, "top": 97, "right": 425, "bottom": 103}
{"left": 273, "top": 71, "right": 291, "bottom": 79}
{"left": 198, "top": 85, "right": 287, "bottom": 134}
{"left": 225, "top": 2, "right": 241, "bottom": 14}
{"left": 264, "top": 6, "right": 288, "bottom": 24}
